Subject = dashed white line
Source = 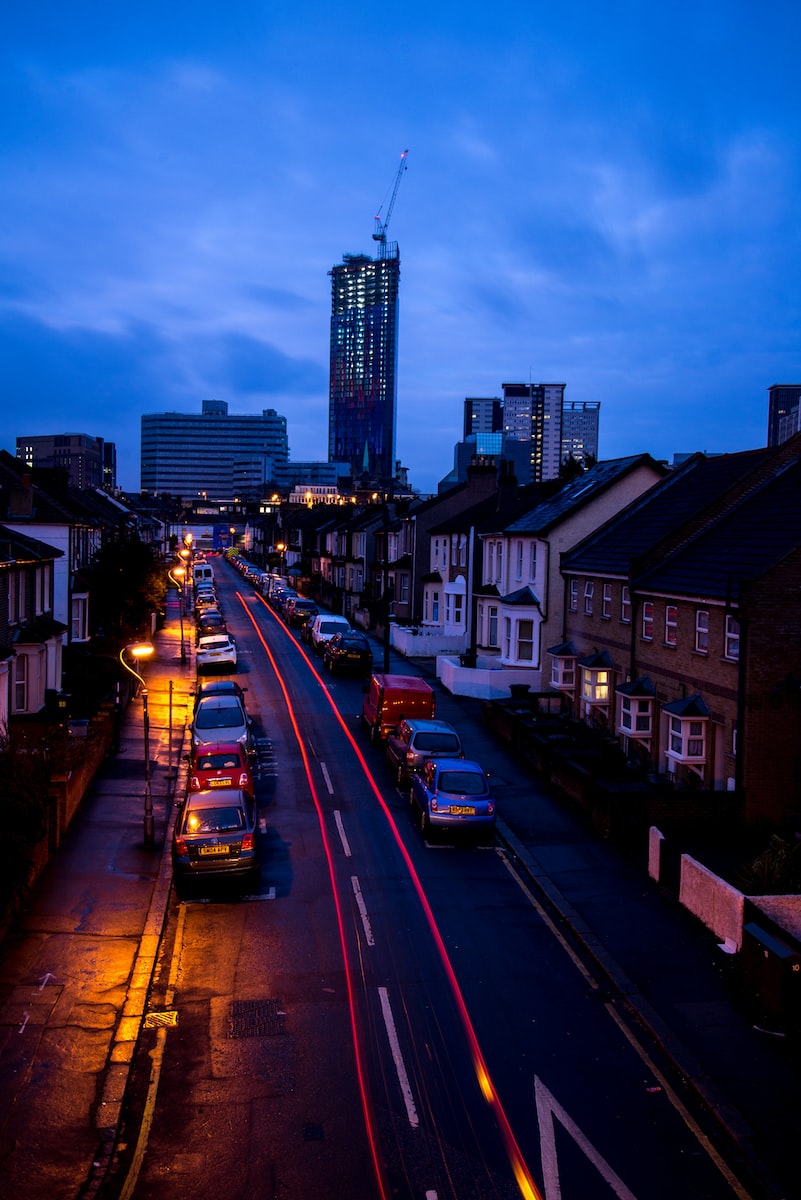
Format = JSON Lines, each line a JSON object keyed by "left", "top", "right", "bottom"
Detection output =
{"left": 378, "top": 986, "right": 419, "bottom": 1128}
{"left": 351, "top": 876, "right": 374, "bottom": 945}
{"left": 320, "top": 761, "right": 334, "bottom": 794}
{"left": 334, "top": 810, "right": 352, "bottom": 856}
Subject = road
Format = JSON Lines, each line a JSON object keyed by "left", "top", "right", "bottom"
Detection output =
{"left": 114, "top": 562, "right": 752, "bottom": 1200}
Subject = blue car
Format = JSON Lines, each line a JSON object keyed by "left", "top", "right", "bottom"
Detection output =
{"left": 409, "top": 758, "right": 496, "bottom": 838}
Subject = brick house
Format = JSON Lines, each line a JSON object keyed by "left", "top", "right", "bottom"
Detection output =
{"left": 558, "top": 439, "right": 801, "bottom": 829}
{"left": 0, "top": 524, "right": 65, "bottom": 721}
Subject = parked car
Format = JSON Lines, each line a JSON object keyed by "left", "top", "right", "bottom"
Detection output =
{"left": 196, "top": 632, "right": 238, "bottom": 673}
{"left": 188, "top": 742, "right": 254, "bottom": 797}
{"left": 194, "top": 679, "right": 248, "bottom": 711}
{"left": 196, "top": 611, "right": 227, "bottom": 639}
{"left": 284, "top": 597, "right": 319, "bottom": 628}
{"left": 409, "top": 758, "right": 496, "bottom": 837}
{"left": 191, "top": 693, "right": 253, "bottom": 753}
{"left": 309, "top": 614, "right": 351, "bottom": 654}
{"left": 385, "top": 718, "right": 463, "bottom": 788}
{"left": 323, "top": 630, "right": 374, "bottom": 677}
{"left": 361, "top": 673, "right": 435, "bottom": 742}
{"left": 172, "top": 787, "right": 258, "bottom": 887}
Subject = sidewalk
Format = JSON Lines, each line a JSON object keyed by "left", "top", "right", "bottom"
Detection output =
{"left": 0, "top": 611, "right": 193, "bottom": 1200}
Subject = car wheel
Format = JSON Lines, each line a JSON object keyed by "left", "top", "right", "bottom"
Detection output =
{"left": 396, "top": 763, "right": 407, "bottom": 788}
{"left": 419, "top": 807, "right": 429, "bottom": 835}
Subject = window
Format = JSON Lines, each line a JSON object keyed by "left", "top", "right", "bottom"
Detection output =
{"left": 516, "top": 540, "right": 524, "bottom": 580}
{"left": 399, "top": 575, "right": 408, "bottom": 603}
{"left": 432, "top": 591, "right": 440, "bottom": 623}
{"left": 551, "top": 655, "right": 576, "bottom": 688}
{"left": 503, "top": 617, "right": 511, "bottom": 658}
{"left": 13, "top": 654, "right": 27, "bottom": 712}
{"left": 453, "top": 594, "right": 463, "bottom": 626}
{"left": 71, "top": 595, "right": 89, "bottom": 642}
{"left": 620, "top": 585, "right": 631, "bottom": 624}
{"left": 667, "top": 716, "right": 707, "bottom": 763}
{"left": 496, "top": 542, "right": 503, "bottom": 583}
{"left": 581, "top": 668, "right": 609, "bottom": 705}
{"left": 619, "top": 695, "right": 652, "bottom": 736}
{"left": 517, "top": 619, "right": 534, "bottom": 662}
{"left": 487, "top": 542, "right": 494, "bottom": 583}
{"left": 568, "top": 579, "right": 578, "bottom": 612}
{"left": 725, "top": 615, "right": 740, "bottom": 660}
{"left": 642, "top": 602, "right": 654, "bottom": 641}
{"left": 665, "top": 605, "right": 678, "bottom": 646}
{"left": 529, "top": 543, "right": 537, "bottom": 580}
{"left": 459, "top": 536, "right": 466, "bottom": 567}
{"left": 602, "top": 582, "right": 612, "bottom": 619}
{"left": 695, "top": 610, "right": 708, "bottom": 653}
{"left": 488, "top": 605, "right": 499, "bottom": 648}
{"left": 583, "top": 581, "right": 594, "bottom": 615}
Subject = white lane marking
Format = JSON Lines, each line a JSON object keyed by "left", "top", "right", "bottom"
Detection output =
{"left": 320, "top": 761, "right": 334, "bottom": 795}
{"left": 334, "top": 810, "right": 352, "bottom": 857}
{"left": 536, "top": 1075, "right": 638, "bottom": 1199}
{"left": 351, "top": 876, "right": 374, "bottom": 946}
{"left": 378, "top": 986, "right": 419, "bottom": 1129}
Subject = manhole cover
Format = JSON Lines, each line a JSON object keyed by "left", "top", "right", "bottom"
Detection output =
{"left": 228, "top": 998, "right": 285, "bottom": 1038}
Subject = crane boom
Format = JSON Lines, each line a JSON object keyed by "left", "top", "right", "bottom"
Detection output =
{"left": 373, "top": 149, "right": 409, "bottom": 244}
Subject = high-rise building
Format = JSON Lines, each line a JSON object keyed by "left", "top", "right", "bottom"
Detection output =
{"left": 502, "top": 382, "right": 566, "bottom": 483}
{"left": 328, "top": 249, "right": 400, "bottom": 486}
{"left": 463, "top": 397, "right": 503, "bottom": 439}
{"left": 140, "top": 400, "right": 288, "bottom": 500}
{"left": 16, "top": 432, "right": 116, "bottom": 490}
{"left": 561, "top": 401, "right": 600, "bottom": 467}
{"left": 767, "top": 384, "right": 801, "bottom": 446}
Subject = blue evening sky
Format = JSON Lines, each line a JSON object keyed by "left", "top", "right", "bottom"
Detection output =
{"left": 1, "top": 2, "right": 799, "bottom": 493}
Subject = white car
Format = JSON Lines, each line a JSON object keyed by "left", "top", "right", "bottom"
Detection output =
{"left": 309, "top": 614, "right": 351, "bottom": 654}
{"left": 196, "top": 632, "right": 238, "bottom": 673}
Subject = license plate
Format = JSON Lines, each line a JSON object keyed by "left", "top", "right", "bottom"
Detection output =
{"left": 199, "top": 844, "right": 230, "bottom": 856}
{"left": 449, "top": 805, "right": 475, "bottom": 816}
{"left": 208, "top": 777, "right": 232, "bottom": 787}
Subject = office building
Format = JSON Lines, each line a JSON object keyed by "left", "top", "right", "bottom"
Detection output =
{"left": 767, "top": 384, "right": 801, "bottom": 446}
{"left": 328, "top": 249, "right": 400, "bottom": 487}
{"left": 561, "top": 401, "right": 600, "bottom": 467}
{"left": 463, "top": 397, "right": 503, "bottom": 439}
{"left": 502, "top": 382, "right": 566, "bottom": 483}
{"left": 140, "top": 400, "right": 288, "bottom": 501}
{"left": 16, "top": 433, "right": 116, "bottom": 490}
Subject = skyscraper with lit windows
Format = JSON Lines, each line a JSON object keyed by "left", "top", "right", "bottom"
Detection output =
{"left": 328, "top": 248, "right": 400, "bottom": 487}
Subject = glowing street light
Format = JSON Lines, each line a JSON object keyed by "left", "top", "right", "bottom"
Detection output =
{"left": 168, "top": 566, "right": 186, "bottom": 662}
{"left": 119, "top": 642, "right": 156, "bottom": 848}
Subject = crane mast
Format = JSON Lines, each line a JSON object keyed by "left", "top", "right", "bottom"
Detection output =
{"left": 372, "top": 149, "right": 409, "bottom": 249}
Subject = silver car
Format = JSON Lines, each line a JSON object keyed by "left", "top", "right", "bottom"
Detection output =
{"left": 191, "top": 694, "right": 253, "bottom": 753}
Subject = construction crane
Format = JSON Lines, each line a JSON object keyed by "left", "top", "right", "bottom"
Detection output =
{"left": 372, "top": 149, "right": 409, "bottom": 245}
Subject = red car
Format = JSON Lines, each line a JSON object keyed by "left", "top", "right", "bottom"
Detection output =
{"left": 188, "top": 742, "right": 254, "bottom": 797}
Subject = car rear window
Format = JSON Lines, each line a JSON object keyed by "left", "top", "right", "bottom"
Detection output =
{"left": 437, "top": 770, "right": 487, "bottom": 796}
{"left": 195, "top": 706, "right": 243, "bottom": 729}
{"left": 415, "top": 733, "right": 460, "bottom": 753}
{"left": 197, "top": 753, "right": 241, "bottom": 770}
{"left": 321, "top": 620, "right": 346, "bottom": 633}
{"left": 186, "top": 806, "right": 246, "bottom": 833}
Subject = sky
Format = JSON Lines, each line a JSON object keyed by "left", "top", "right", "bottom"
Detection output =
{"left": 2, "top": 2, "right": 800, "bottom": 495}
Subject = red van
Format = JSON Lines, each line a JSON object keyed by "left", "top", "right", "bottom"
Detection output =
{"left": 361, "top": 673, "right": 435, "bottom": 742}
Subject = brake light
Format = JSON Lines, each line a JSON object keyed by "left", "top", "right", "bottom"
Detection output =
{"left": 405, "top": 750, "right": 415, "bottom": 764}
{"left": 430, "top": 798, "right": 438, "bottom": 811}
{"left": 241, "top": 833, "right": 254, "bottom": 851}
{"left": 238, "top": 772, "right": 250, "bottom": 789}
{"left": 174, "top": 837, "right": 187, "bottom": 855}
{"left": 189, "top": 776, "right": 200, "bottom": 791}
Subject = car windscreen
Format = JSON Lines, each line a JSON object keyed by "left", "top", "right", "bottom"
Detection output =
{"left": 186, "top": 806, "right": 245, "bottom": 833}
{"left": 415, "top": 733, "right": 460, "bottom": 753}
{"left": 437, "top": 770, "right": 487, "bottom": 796}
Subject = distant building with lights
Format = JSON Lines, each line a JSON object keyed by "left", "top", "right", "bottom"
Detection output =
{"left": 16, "top": 432, "right": 116, "bottom": 490}
{"left": 140, "top": 400, "right": 288, "bottom": 501}
{"left": 328, "top": 248, "right": 400, "bottom": 487}
{"left": 561, "top": 401, "right": 600, "bottom": 466}
{"left": 767, "top": 384, "right": 801, "bottom": 446}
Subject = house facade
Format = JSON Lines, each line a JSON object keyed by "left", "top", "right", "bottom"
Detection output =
{"left": 0, "top": 525, "right": 65, "bottom": 722}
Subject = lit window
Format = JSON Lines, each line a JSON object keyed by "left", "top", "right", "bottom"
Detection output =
{"left": 695, "top": 610, "right": 708, "bottom": 653}
{"left": 582, "top": 668, "right": 609, "bottom": 704}
{"left": 642, "top": 602, "right": 654, "bottom": 641}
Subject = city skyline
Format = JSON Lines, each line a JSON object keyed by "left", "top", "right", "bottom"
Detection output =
{"left": 1, "top": 3, "right": 799, "bottom": 494}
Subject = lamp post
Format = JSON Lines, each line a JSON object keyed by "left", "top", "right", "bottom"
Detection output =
{"left": 276, "top": 541, "right": 286, "bottom": 578}
{"left": 168, "top": 566, "right": 186, "bottom": 662}
{"left": 120, "top": 642, "right": 156, "bottom": 848}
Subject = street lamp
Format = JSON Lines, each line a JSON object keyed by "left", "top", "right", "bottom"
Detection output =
{"left": 276, "top": 542, "right": 286, "bottom": 577}
{"left": 168, "top": 566, "right": 186, "bottom": 662}
{"left": 120, "top": 642, "right": 156, "bottom": 849}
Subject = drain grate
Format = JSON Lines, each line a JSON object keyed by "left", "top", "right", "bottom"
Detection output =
{"left": 228, "top": 998, "right": 285, "bottom": 1039}
{"left": 144, "top": 1010, "right": 179, "bottom": 1028}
